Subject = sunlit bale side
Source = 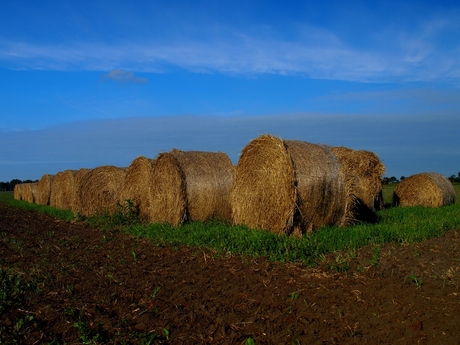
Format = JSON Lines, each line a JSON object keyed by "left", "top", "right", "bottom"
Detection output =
{"left": 21, "top": 182, "right": 37, "bottom": 203}
{"left": 36, "top": 174, "right": 55, "bottom": 205}
{"left": 13, "top": 183, "right": 23, "bottom": 201}
{"left": 76, "top": 165, "right": 126, "bottom": 217}
{"left": 393, "top": 172, "right": 456, "bottom": 207}
{"left": 119, "top": 156, "right": 156, "bottom": 222}
{"left": 149, "top": 149, "right": 234, "bottom": 226}
{"left": 231, "top": 134, "right": 347, "bottom": 236}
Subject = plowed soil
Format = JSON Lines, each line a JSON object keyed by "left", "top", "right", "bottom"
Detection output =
{"left": 2, "top": 201, "right": 460, "bottom": 344}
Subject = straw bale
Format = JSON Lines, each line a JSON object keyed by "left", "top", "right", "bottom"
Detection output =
{"left": 50, "top": 169, "right": 88, "bottom": 211}
{"left": 330, "top": 146, "right": 386, "bottom": 223}
{"left": 67, "top": 168, "right": 89, "bottom": 214}
{"left": 76, "top": 166, "right": 126, "bottom": 217}
{"left": 13, "top": 183, "right": 22, "bottom": 200}
{"left": 149, "top": 150, "right": 234, "bottom": 226}
{"left": 36, "top": 174, "right": 55, "bottom": 205}
{"left": 119, "top": 156, "right": 155, "bottom": 221}
{"left": 393, "top": 172, "right": 456, "bottom": 207}
{"left": 231, "top": 134, "right": 347, "bottom": 235}
{"left": 21, "top": 183, "right": 37, "bottom": 203}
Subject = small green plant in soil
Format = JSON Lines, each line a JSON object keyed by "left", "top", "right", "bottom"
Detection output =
{"left": 245, "top": 336, "right": 256, "bottom": 345}
{"left": 405, "top": 274, "right": 423, "bottom": 289}
{"left": 84, "top": 199, "right": 141, "bottom": 230}
{"left": 369, "top": 245, "right": 381, "bottom": 267}
{"left": 0, "top": 268, "right": 40, "bottom": 343}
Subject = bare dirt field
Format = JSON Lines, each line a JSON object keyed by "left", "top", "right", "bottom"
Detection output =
{"left": 2, "top": 201, "right": 460, "bottom": 344}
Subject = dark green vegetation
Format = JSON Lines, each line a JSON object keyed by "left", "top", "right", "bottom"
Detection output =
{"left": 0, "top": 268, "right": 40, "bottom": 343}
{"left": 2, "top": 183, "right": 460, "bottom": 267}
{"left": 0, "top": 192, "right": 76, "bottom": 222}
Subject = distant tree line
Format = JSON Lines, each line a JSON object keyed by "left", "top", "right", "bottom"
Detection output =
{"left": 0, "top": 179, "right": 39, "bottom": 191}
{"left": 448, "top": 172, "right": 460, "bottom": 183}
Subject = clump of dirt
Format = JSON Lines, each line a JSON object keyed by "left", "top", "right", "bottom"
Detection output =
{"left": 1, "top": 202, "right": 460, "bottom": 344}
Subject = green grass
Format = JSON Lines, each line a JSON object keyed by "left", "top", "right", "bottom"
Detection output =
{"left": 452, "top": 182, "right": 460, "bottom": 203}
{"left": 2, "top": 185, "right": 460, "bottom": 266}
{"left": 382, "top": 183, "right": 398, "bottom": 205}
{"left": 0, "top": 192, "right": 76, "bottom": 222}
{"left": 124, "top": 202, "right": 460, "bottom": 265}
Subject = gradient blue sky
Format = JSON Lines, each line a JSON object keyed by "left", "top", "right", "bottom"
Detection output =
{"left": 1, "top": 0, "right": 459, "bottom": 181}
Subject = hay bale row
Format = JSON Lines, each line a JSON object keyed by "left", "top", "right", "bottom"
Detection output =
{"left": 393, "top": 172, "right": 456, "bottom": 207}
{"left": 149, "top": 150, "right": 234, "bottom": 226}
{"left": 231, "top": 135, "right": 347, "bottom": 235}
{"left": 16, "top": 134, "right": 390, "bottom": 237}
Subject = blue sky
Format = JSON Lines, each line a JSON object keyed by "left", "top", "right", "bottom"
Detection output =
{"left": 1, "top": 0, "right": 459, "bottom": 181}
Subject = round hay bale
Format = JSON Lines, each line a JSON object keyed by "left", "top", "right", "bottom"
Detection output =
{"left": 119, "top": 156, "right": 155, "bottom": 222}
{"left": 71, "top": 168, "right": 90, "bottom": 214}
{"left": 50, "top": 169, "right": 89, "bottom": 211}
{"left": 393, "top": 172, "right": 456, "bottom": 207}
{"left": 36, "top": 174, "right": 55, "bottom": 205}
{"left": 330, "top": 146, "right": 386, "bottom": 223}
{"left": 13, "top": 183, "right": 22, "bottom": 200}
{"left": 76, "top": 166, "right": 126, "bottom": 217}
{"left": 22, "top": 183, "right": 37, "bottom": 203}
{"left": 149, "top": 150, "right": 234, "bottom": 226}
{"left": 231, "top": 134, "right": 347, "bottom": 235}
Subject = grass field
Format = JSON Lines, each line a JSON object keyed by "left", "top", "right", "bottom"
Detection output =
{"left": 2, "top": 182, "right": 460, "bottom": 266}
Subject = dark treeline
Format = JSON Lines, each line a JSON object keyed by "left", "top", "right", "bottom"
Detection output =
{"left": 0, "top": 179, "right": 39, "bottom": 191}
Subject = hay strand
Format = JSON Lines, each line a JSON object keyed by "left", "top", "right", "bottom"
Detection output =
{"left": 149, "top": 150, "right": 234, "bottom": 226}
{"left": 231, "top": 134, "right": 347, "bottom": 235}
{"left": 76, "top": 166, "right": 126, "bottom": 217}
{"left": 393, "top": 172, "right": 456, "bottom": 207}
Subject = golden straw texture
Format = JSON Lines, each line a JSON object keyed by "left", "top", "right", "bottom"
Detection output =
{"left": 393, "top": 172, "right": 456, "bottom": 207}
{"left": 119, "top": 156, "right": 155, "bottom": 222}
{"left": 76, "top": 166, "right": 126, "bottom": 217}
{"left": 36, "top": 174, "right": 55, "bottom": 205}
{"left": 149, "top": 150, "right": 234, "bottom": 226}
{"left": 231, "top": 134, "right": 346, "bottom": 235}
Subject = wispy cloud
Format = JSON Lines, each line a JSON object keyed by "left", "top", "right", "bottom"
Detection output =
{"left": 101, "top": 69, "right": 147, "bottom": 84}
{"left": 1, "top": 15, "right": 459, "bottom": 84}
